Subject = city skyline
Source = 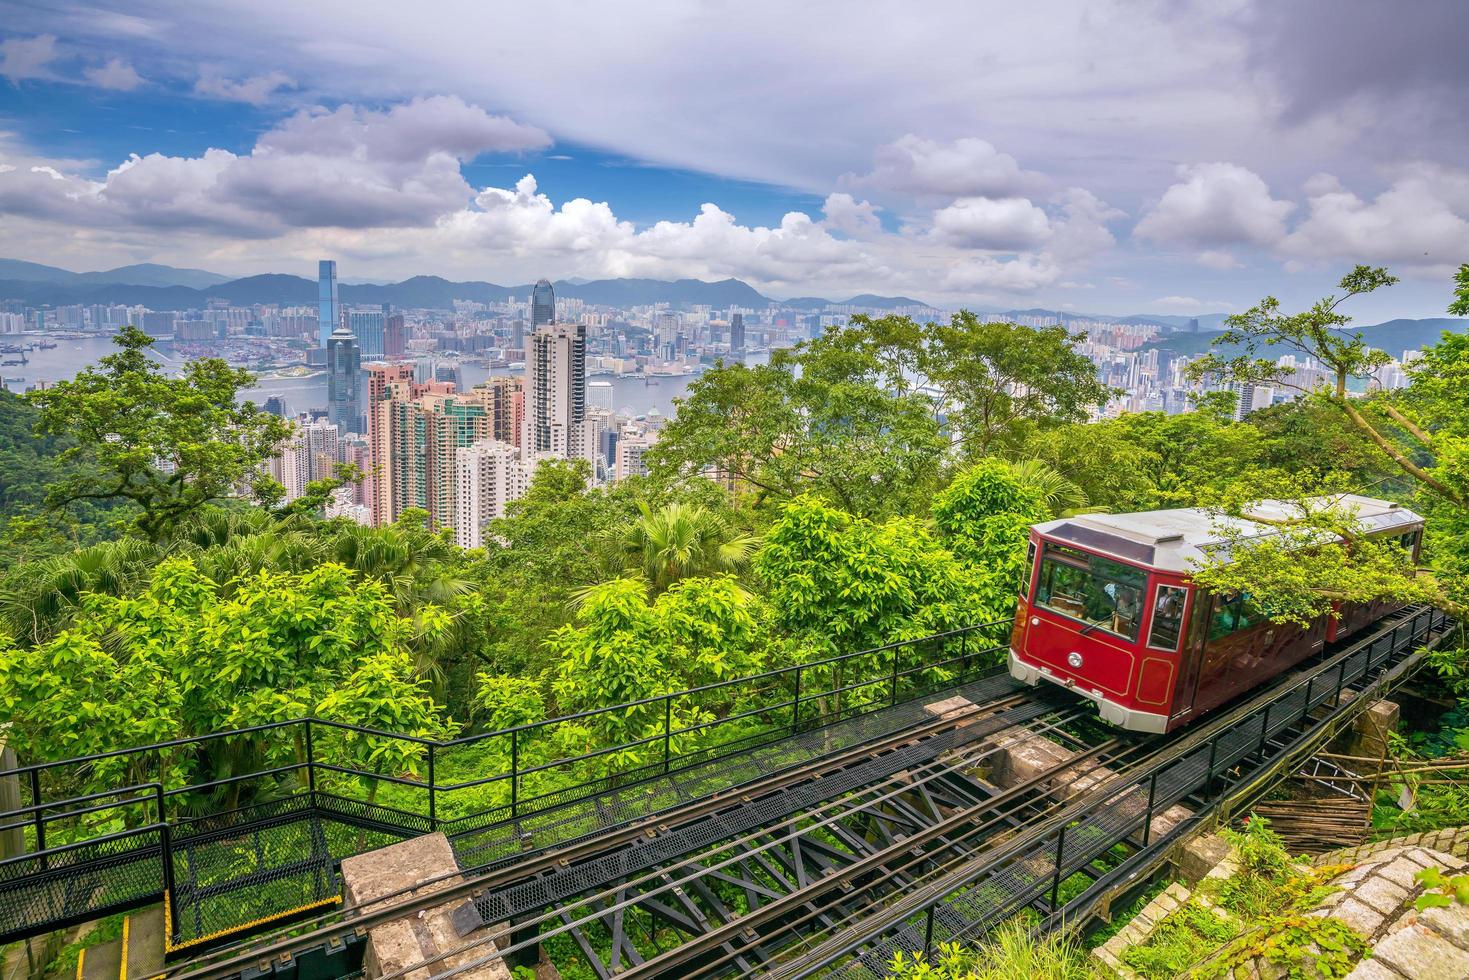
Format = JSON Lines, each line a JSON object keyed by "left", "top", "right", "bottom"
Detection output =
{"left": 0, "top": 3, "right": 1466, "bottom": 321}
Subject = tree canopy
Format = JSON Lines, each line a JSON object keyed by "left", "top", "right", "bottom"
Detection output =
{"left": 25, "top": 325, "right": 290, "bottom": 541}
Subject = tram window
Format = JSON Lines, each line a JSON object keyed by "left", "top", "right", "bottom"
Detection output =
{"left": 1148, "top": 585, "right": 1188, "bottom": 651}
{"left": 1208, "top": 592, "right": 1267, "bottom": 640}
{"left": 1034, "top": 544, "right": 1147, "bottom": 641}
{"left": 1021, "top": 541, "right": 1036, "bottom": 599}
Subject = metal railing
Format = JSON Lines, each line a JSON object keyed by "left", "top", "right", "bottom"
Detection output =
{"left": 0, "top": 619, "right": 1008, "bottom": 947}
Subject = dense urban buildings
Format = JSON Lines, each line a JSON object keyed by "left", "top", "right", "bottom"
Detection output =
{"left": 0, "top": 258, "right": 1434, "bottom": 550}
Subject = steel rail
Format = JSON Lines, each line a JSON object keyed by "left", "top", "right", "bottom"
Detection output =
{"left": 162, "top": 686, "right": 1034, "bottom": 980}
{"left": 372, "top": 707, "right": 1107, "bottom": 980}
{"left": 601, "top": 736, "right": 1155, "bottom": 980}
{"left": 639, "top": 734, "right": 1171, "bottom": 980}
{"left": 393, "top": 712, "right": 1135, "bottom": 980}
{"left": 759, "top": 606, "right": 1447, "bottom": 980}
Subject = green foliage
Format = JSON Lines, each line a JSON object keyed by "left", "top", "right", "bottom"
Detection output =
{"left": 918, "top": 311, "right": 1113, "bottom": 457}
{"left": 885, "top": 922, "right": 1094, "bottom": 980}
{"left": 616, "top": 500, "right": 757, "bottom": 595}
{"left": 1117, "top": 816, "right": 1371, "bottom": 979}
{"left": 1448, "top": 263, "right": 1469, "bottom": 317}
{"left": 25, "top": 326, "right": 290, "bottom": 541}
{"left": 933, "top": 459, "right": 1049, "bottom": 616}
{"left": 649, "top": 325, "right": 947, "bottom": 518}
{"left": 756, "top": 495, "right": 988, "bottom": 659}
{"left": 1187, "top": 485, "right": 1434, "bottom": 626}
{"left": 1414, "top": 865, "right": 1469, "bottom": 909}
{"left": 0, "top": 556, "right": 455, "bottom": 819}
{"left": 1120, "top": 902, "right": 1234, "bottom": 978}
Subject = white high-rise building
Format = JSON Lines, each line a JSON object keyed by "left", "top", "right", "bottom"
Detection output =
{"left": 270, "top": 417, "right": 342, "bottom": 502}
{"left": 616, "top": 423, "right": 658, "bottom": 481}
{"left": 523, "top": 322, "right": 587, "bottom": 458}
{"left": 454, "top": 440, "right": 531, "bottom": 549}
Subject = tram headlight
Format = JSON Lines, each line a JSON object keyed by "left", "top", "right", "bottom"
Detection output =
{"left": 1067, "top": 651, "right": 1083, "bottom": 669}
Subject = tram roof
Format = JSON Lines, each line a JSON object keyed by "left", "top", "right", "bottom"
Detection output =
{"left": 1032, "top": 494, "right": 1424, "bottom": 573}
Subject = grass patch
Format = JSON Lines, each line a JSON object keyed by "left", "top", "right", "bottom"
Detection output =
{"left": 886, "top": 920, "right": 1093, "bottom": 979}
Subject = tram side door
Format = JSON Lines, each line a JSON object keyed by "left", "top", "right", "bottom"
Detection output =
{"left": 1169, "top": 589, "right": 1210, "bottom": 722}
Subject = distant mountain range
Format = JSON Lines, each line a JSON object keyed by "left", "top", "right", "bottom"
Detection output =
{"left": 0, "top": 261, "right": 1462, "bottom": 350}
{"left": 0, "top": 259, "right": 231, "bottom": 290}
{"left": 0, "top": 260, "right": 928, "bottom": 312}
{"left": 1139, "top": 317, "right": 1468, "bottom": 359}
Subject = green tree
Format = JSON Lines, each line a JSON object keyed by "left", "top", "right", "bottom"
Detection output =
{"left": 25, "top": 325, "right": 289, "bottom": 542}
{"left": 917, "top": 312, "right": 1112, "bottom": 456}
{"left": 933, "top": 459, "right": 1050, "bottom": 617}
{"left": 618, "top": 500, "right": 758, "bottom": 594}
{"left": 754, "top": 495, "right": 986, "bottom": 659}
{"left": 649, "top": 327, "right": 947, "bottom": 517}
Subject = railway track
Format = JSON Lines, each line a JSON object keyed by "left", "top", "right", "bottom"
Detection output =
{"left": 164, "top": 676, "right": 1060, "bottom": 980}
{"left": 756, "top": 605, "right": 1453, "bottom": 980}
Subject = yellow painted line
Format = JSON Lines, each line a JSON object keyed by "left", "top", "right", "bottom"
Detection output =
{"left": 119, "top": 915, "right": 130, "bottom": 980}
{"left": 76, "top": 947, "right": 85, "bottom": 980}
{"left": 165, "top": 894, "right": 342, "bottom": 953}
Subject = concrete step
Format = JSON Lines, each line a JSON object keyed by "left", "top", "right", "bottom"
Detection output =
{"left": 123, "top": 907, "right": 166, "bottom": 980}
{"left": 76, "top": 939, "right": 120, "bottom": 980}
{"left": 74, "top": 906, "right": 167, "bottom": 980}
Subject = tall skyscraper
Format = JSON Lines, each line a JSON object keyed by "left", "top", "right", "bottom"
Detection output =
{"left": 349, "top": 309, "right": 386, "bottom": 358}
{"left": 524, "top": 322, "right": 587, "bottom": 456}
{"left": 384, "top": 313, "right": 406, "bottom": 357}
{"left": 326, "top": 324, "right": 362, "bottom": 432}
{"left": 531, "top": 279, "right": 555, "bottom": 328}
{"left": 365, "top": 364, "right": 420, "bottom": 526}
{"left": 730, "top": 312, "right": 746, "bottom": 352}
{"left": 318, "top": 260, "right": 341, "bottom": 348}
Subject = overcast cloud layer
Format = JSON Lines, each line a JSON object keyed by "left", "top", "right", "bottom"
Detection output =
{"left": 0, "top": 0, "right": 1466, "bottom": 316}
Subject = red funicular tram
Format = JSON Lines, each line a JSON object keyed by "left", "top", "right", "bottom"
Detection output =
{"left": 1008, "top": 495, "right": 1423, "bottom": 733}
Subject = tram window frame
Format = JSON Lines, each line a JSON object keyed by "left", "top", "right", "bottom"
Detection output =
{"left": 1020, "top": 541, "right": 1036, "bottom": 599}
{"left": 1147, "top": 584, "right": 1188, "bottom": 652}
{"left": 1033, "top": 543, "right": 1147, "bottom": 642}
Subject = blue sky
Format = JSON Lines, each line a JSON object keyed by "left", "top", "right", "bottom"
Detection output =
{"left": 0, "top": 1, "right": 1465, "bottom": 318}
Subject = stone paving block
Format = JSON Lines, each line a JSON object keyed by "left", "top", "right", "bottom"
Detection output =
{"left": 1376, "top": 857, "right": 1425, "bottom": 890}
{"left": 1331, "top": 897, "right": 1388, "bottom": 937}
{"left": 1354, "top": 874, "right": 1411, "bottom": 916}
{"left": 1420, "top": 904, "right": 1469, "bottom": 952}
{"left": 341, "top": 833, "right": 511, "bottom": 980}
{"left": 1343, "top": 958, "right": 1408, "bottom": 980}
{"left": 1372, "top": 923, "right": 1469, "bottom": 980}
{"left": 1175, "top": 833, "right": 1231, "bottom": 884}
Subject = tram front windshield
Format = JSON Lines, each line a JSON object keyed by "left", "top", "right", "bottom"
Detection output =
{"left": 1033, "top": 543, "right": 1148, "bottom": 641}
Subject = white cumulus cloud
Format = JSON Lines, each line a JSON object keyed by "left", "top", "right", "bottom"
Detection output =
{"left": 0, "top": 97, "right": 552, "bottom": 236}
{"left": 1135, "top": 162, "right": 1294, "bottom": 249}
{"left": 929, "top": 196, "right": 1053, "bottom": 250}
{"left": 848, "top": 135, "right": 1047, "bottom": 201}
{"left": 1280, "top": 165, "right": 1469, "bottom": 270}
